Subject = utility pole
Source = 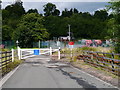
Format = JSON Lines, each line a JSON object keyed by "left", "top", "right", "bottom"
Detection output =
{"left": 68, "top": 24, "right": 71, "bottom": 41}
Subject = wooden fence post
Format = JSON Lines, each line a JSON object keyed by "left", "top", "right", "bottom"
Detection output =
{"left": 58, "top": 47, "right": 61, "bottom": 59}
{"left": 111, "top": 53, "right": 115, "bottom": 72}
{"left": 12, "top": 49, "right": 14, "bottom": 62}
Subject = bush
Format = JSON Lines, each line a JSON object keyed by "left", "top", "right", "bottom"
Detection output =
{"left": 115, "top": 42, "right": 120, "bottom": 53}
{"left": 2, "top": 48, "right": 10, "bottom": 51}
{"left": 79, "top": 47, "right": 97, "bottom": 51}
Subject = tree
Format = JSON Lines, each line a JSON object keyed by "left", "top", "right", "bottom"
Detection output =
{"left": 107, "top": 1, "right": 120, "bottom": 14}
{"left": 62, "top": 8, "right": 69, "bottom": 17}
{"left": 27, "top": 9, "right": 38, "bottom": 14}
{"left": 94, "top": 10, "right": 108, "bottom": 21}
{"left": 2, "top": 25, "right": 13, "bottom": 41}
{"left": 73, "top": 8, "right": 79, "bottom": 14}
{"left": 0, "top": 0, "right": 2, "bottom": 10}
{"left": 2, "top": 9, "right": 10, "bottom": 21}
{"left": 62, "top": 8, "right": 77, "bottom": 17}
{"left": 5, "top": 1, "right": 25, "bottom": 18}
{"left": 43, "top": 3, "right": 60, "bottom": 16}
{"left": 107, "top": 1, "right": 120, "bottom": 53}
{"left": 52, "top": 9, "right": 60, "bottom": 16}
{"left": 13, "top": 13, "right": 49, "bottom": 48}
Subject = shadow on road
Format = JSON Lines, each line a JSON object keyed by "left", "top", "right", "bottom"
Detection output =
{"left": 58, "top": 68, "right": 98, "bottom": 90}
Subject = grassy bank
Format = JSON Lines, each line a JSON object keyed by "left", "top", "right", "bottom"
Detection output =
{"left": 1, "top": 59, "right": 23, "bottom": 76}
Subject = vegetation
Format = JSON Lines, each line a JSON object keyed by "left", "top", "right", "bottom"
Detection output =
{"left": 2, "top": 1, "right": 120, "bottom": 53}
{"left": 107, "top": 1, "right": 120, "bottom": 53}
{"left": 12, "top": 13, "right": 49, "bottom": 48}
{"left": 2, "top": 60, "right": 23, "bottom": 76}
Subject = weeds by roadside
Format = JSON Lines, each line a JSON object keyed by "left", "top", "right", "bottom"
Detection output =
{"left": 1, "top": 59, "right": 24, "bottom": 77}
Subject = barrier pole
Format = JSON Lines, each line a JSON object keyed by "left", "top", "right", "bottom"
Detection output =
{"left": 58, "top": 47, "right": 60, "bottom": 59}
{"left": 50, "top": 47, "right": 52, "bottom": 56}
{"left": 12, "top": 49, "right": 14, "bottom": 62}
{"left": 18, "top": 47, "right": 21, "bottom": 60}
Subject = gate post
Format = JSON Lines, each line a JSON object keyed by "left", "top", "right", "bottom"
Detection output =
{"left": 50, "top": 47, "right": 52, "bottom": 56}
{"left": 20, "top": 49, "right": 22, "bottom": 59}
{"left": 18, "top": 47, "right": 21, "bottom": 60}
{"left": 58, "top": 47, "right": 61, "bottom": 59}
{"left": 12, "top": 49, "right": 14, "bottom": 62}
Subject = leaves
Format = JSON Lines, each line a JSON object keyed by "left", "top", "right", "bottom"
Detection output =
{"left": 43, "top": 3, "right": 60, "bottom": 16}
{"left": 13, "top": 13, "right": 49, "bottom": 47}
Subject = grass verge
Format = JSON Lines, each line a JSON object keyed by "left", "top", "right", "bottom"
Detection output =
{"left": 1, "top": 59, "right": 24, "bottom": 77}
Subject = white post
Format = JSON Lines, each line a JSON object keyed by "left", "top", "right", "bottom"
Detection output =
{"left": 50, "top": 47, "right": 52, "bottom": 56}
{"left": 39, "top": 40, "right": 40, "bottom": 48}
{"left": 71, "top": 48, "right": 72, "bottom": 57}
{"left": 18, "top": 47, "right": 21, "bottom": 60}
{"left": 12, "top": 49, "right": 14, "bottom": 62}
{"left": 58, "top": 47, "right": 60, "bottom": 59}
{"left": 68, "top": 24, "right": 71, "bottom": 41}
{"left": 20, "top": 49, "right": 22, "bottom": 59}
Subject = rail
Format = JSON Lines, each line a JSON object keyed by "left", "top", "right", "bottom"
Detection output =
{"left": 78, "top": 51, "right": 120, "bottom": 75}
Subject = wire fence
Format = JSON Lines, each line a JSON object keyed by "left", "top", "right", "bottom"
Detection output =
{"left": 1, "top": 40, "right": 115, "bottom": 49}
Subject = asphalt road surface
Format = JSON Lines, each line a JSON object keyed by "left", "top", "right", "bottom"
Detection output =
{"left": 2, "top": 55, "right": 118, "bottom": 89}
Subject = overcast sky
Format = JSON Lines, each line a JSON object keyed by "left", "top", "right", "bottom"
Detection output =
{"left": 2, "top": 1, "right": 110, "bottom": 14}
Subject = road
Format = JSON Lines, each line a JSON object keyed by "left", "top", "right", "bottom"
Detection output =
{"left": 2, "top": 55, "right": 119, "bottom": 89}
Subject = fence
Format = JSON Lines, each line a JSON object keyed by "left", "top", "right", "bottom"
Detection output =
{"left": 77, "top": 51, "right": 120, "bottom": 75}
{"left": 0, "top": 49, "right": 18, "bottom": 76}
{"left": 2, "top": 41, "right": 16, "bottom": 49}
{"left": 58, "top": 48, "right": 120, "bottom": 75}
{"left": 1, "top": 40, "right": 115, "bottom": 49}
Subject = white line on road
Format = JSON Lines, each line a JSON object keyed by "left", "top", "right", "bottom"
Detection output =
{"left": 0, "top": 65, "right": 21, "bottom": 88}
{"left": 71, "top": 66, "right": 119, "bottom": 89}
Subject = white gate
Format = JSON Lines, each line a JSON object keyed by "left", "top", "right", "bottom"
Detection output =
{"left": 17, "top": 47, "right": 60, "bottom": 59}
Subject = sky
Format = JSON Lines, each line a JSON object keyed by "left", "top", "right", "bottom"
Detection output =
{"left": 2, "top": 0, "right": 111, "bottom": 14}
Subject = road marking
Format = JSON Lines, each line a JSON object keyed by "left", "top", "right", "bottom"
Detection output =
{"left": 71, "top": 66, "right": 119, "bottom": 89}
{"left": 0, "top": 65, "right": 21, "bottom": 88}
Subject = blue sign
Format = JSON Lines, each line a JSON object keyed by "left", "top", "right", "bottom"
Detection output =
{"left": 34, "top": 50, "right": 40, "bottom": 55}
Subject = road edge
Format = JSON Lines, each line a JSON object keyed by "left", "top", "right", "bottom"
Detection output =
{"left": 70, "top": 65, "right": 119, "bottom": 89}
{"left": 0, "top": 64, "right": 21, "bottom": 89}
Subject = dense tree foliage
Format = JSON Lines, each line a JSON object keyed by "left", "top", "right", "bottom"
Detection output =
{"left": 2, "top": 1, "right": 118, "bottom": 48}
{"left": 27, "top": 9, "right": 38, "bottom": 14}
{"left": 43, "top": 3, "right": 60, "bottom": 16}
{"left": 2, "top": 1, "right": 25, "bottom": 41}
{"left": 44, "top": 9, "right": 109, "bottom": 40}
{"left": 5, "top": 2, "right": 25, "bottom": 18}
{"left": 13, "top": 13, "right": 49, "bottom": 48}
{"left": 107, "top": 1, "right": 120, "bottom": 53}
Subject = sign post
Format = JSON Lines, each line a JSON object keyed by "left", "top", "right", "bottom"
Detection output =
{"left": 68, "top": 42, "right": 74, "bottom": 58}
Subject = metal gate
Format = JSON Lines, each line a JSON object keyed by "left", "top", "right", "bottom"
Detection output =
{"left": 18, "top": 47, "right": 60, "bottom": 59}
